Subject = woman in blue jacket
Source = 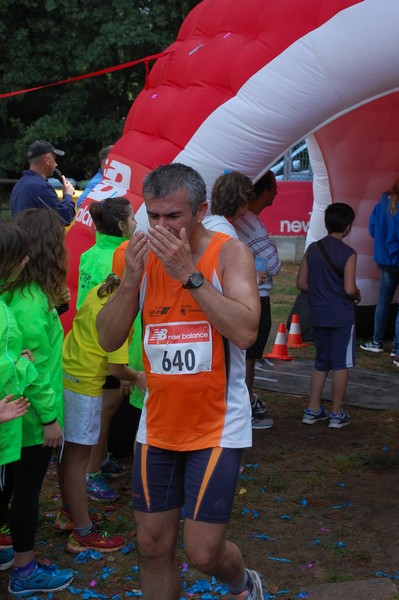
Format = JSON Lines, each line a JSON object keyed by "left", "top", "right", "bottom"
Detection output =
{"left": 360, "top": 178, "right": 399, "bottom": 356}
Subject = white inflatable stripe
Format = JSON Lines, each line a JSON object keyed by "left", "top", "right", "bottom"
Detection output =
{"left": 172, "top": 0, "right": 399, "bottom": 197}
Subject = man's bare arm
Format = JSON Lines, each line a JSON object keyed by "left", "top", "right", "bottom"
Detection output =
{"left": 191, "top": 239, "right": 260, "bottom": 349}
{"left": 97, "top": 231, "right": 148, "bottom": 352}
{"left": 344, "top": 253, "right": 361, "bottom": 301}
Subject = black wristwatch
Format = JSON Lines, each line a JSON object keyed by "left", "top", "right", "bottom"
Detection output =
{"left": 183, "top": 271, "right": 205, "bottom": 289}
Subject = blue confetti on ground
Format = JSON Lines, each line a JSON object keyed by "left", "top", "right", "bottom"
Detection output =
{"left": 73, "top": 549, "right": 104, "bottom": 563}
{"left": 253, "top": 534, "right": 275, "bottom": 541}
{"left": 267, "top": 556, "right": 292, "bottom": 563}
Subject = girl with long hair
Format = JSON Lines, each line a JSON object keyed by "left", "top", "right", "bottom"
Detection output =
{"left": 0, "top": 212, "right": 73, "bottom": 596}
{"left": 0, "top": 222, "right": 33, "bottom": 573}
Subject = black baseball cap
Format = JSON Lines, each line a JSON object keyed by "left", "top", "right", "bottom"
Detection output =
{"left": 27, "top": 140, "right": 65, "bottom": 159}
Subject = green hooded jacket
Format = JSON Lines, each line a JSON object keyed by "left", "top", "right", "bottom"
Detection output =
{"left": 5, "top": 282, "right": 64, "bottom": 447}
{"left": 77, "top": 231, "right": 128, "bottom": 310}
{"left": 0, "top": 297, "right": 38, "bottom": 465}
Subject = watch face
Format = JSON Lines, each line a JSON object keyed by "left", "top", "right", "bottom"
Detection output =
{"left": 184, "top": 271, "right": 204, "bottom": 288}
{"left": 190, "top": 272, "right": 204, "bottom": 287}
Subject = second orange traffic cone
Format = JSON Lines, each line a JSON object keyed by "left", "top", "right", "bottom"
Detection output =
{"left": 265, "top": 323, "right": 293, "bottom": 361}
{"left": 287, "top": 313, "right": 309, "bottom": 348}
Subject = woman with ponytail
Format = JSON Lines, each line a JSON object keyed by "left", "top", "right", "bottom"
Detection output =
{"left": 75, "top": 197, "right": 137, "bottom": 502}
{"left": 58, "top": 271, "right": 145, "bottom": 554}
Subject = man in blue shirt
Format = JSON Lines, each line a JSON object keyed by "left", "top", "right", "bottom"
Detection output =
{"left": 10, "top": 140, "right": 75, "bottom": 226}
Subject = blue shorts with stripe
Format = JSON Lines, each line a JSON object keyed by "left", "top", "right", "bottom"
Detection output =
{"left": 313, "top": 324, "right": 356, "bottom": 371}
{"left": 132, "top": 443, "right": 242, "bottom": 523}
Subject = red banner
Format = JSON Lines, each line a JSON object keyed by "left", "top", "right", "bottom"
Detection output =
{"left": 259, "top": 181, "right": 313, "bottom": 236}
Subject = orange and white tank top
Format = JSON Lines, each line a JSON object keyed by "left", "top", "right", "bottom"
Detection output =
{"left": 136, "top": 232, "right": 252, "bottom": 451}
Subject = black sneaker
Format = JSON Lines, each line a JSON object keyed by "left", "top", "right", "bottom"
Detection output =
{"left": 251, "top": 414, "right": 274, "bottom": 429}
{"left": 101, "top": 454, "right": 126, "bottom": 479}
{"left": 251, "top": 393, "right": 267, "bottom": 414}
{"left": 360, "top": 340, "right": 384, "bottom": 353}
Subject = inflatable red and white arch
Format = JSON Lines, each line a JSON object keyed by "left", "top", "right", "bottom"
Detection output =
{"left": 64, "top": 0, "right": 399, "bottom": 332}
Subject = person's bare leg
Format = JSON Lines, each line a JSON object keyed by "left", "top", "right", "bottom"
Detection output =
{"left": 13, "top": 550, "right": 34, "bottom": 568}
{"left": 60, "top": 442, "right": 91, "bottom": 528}
{"left": 135, "top": 508, "right": 181, "bottom": 600}
{"left": 331, "top": 369, "right": 349, "bottom": 414}
{"left": 308, "top": 369, "right": 328, "bottom": 411}
{"left": 245, "top": 358, "right": 256, "bottom": 402}
{"left": 184, "top": 520, "right": 247, "bottom": 591}
{"left": 87, "top": 388, "right": 122, "bottom": 472}
{"left": 56, "top": 449, "right": 67, "bottom": 510}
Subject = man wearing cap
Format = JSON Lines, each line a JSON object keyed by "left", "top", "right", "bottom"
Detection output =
{"left": 10, "top": 140, "right": 75, "bottom": 225}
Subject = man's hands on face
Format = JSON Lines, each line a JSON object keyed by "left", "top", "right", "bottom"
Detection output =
{"left": 124, "top": 230, "right": 149, "bottom": 282}
{"left": 147, "top": 225, "right": 196, "bottom": 284}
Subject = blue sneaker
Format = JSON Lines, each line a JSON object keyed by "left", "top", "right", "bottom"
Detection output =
{"left": 0, "top": 547, "right": 14, "bottom": 571}
{"left": 86, "top": 472, "right": 118, "bottom": 501}
{"left": 8, "top": 561, "right": 73, "bottom": 596}
{"left": 329, "top": 409, "right": 350, "bottom": 429}
{"left": 302, "top": 406, "right": 329, "bottom": 424}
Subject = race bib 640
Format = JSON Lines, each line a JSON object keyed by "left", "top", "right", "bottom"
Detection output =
{"left": 144, "top": 321, "right": 212, "bottom": 374}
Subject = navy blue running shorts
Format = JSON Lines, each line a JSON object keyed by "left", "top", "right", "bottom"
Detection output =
{"left": 132, "top": 443, "right": 243, "bottom": 523}
{"left": 313, "top": 324, "right": 356, "bottom": 371}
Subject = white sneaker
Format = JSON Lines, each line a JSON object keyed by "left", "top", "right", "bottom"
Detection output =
{"left": 246, "top": 569, "right": 267, "bottom": 600}
{"left": 360, "top": 340, "right": 384, "bottom": 353}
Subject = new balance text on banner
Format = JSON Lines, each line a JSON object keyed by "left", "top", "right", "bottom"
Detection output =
{"left": 259, "top": 182, "right": 313, "bottom": 237}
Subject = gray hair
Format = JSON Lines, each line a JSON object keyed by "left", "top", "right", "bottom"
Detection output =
{"left": 142, "top": 163, "right": 206, "bottom": 215}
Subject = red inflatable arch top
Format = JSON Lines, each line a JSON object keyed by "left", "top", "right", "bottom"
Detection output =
{"left": 64, "top": 0, "right": 399, "bottom": 332}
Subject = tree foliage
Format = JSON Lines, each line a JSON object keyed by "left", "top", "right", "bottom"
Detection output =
{"left": 0, "top": 0, "right": 201, "bottom": 181}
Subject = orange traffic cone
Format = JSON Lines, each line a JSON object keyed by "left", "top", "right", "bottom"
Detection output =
{"left": 287, "top": 314, "right": 309, "bottom": 348}
{"left": 265, "top": 323, "right": 293, "bottom": 361}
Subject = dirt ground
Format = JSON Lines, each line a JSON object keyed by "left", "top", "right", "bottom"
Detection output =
{"left": 1, "top": 262, "right": 398, "bottom": 599}
{"left": 234, "top": 390, "right": 399, "bottom": 598}
{"left": 1, "top": 385, "right": 398, "bottom": 600}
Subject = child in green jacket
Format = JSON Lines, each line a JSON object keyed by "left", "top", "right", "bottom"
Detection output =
{"left": 0, "top": 395, "right": 29, "bottom": 425}
{"left": 0, "top": 223, "right": 35, "bottom": 573}
{"left": 0, "top": 212, "right": 73, "bottom": 596}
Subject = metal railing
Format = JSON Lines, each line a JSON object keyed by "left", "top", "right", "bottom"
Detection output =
{"left": 271, "top": 140, "right": 313, "bottom": 181}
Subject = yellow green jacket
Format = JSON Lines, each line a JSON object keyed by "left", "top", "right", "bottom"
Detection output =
{"left": 0, "top": 297, "right": 38, "bottom": 465}
{"left": 5, "top": 283, "right": 64, "bottom": 447}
